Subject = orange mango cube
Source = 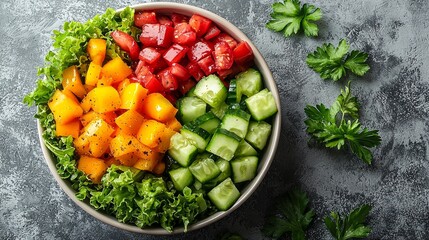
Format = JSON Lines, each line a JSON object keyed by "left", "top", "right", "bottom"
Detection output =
{"left": 77, "top": 155, "right": 108, "bottom": 184}
{"left": 101, "top": 57, "right": 132, "bottom": 84}
{"left": 87, "top": 39, "right": 106, "bottom": 65}
{"left": 62, "top": 65, "right": 87, "bottom": 99}
{"left": 120, "top": 83, "right": 148, "bottom": 111}
{"left": 137, "top": 120, "right": 167, "bottom": 149}
{"left": 115, "top": 109, "right": 145, "bottom": 136}
{"left": 88, "top": 86, "right": 121, "bottom": 113}
{"left": 55, "top": 119, "right": 81, "bottom": 139}
{"left": 141, "top": 93, "right": 178, "bottom": 123}
{"left": 85, "top": 61, "right": 102, "bottom": 86}
{"left": 48, "top": 90, "right": 83, "bottom": 124}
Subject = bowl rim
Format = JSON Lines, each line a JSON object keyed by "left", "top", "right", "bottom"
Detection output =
{"left": 37, "top": 1, "right": 281, "bottom": 235}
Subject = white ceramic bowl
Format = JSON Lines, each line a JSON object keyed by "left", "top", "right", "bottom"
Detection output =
{"left": 38, "top": 2, "right": 281, "bottom": 235}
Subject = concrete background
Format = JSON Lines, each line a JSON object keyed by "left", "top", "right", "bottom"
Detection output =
{"left": 1, "top": 0, "right": 428, "bottom": 239}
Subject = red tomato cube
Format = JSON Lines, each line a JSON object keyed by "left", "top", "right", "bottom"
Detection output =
{"left": 163, "top": 44, "right": 188, "bottom": 65}
{"left": 214, "top": 33, "right": 238, "bottom": 50}
{"left": 188, "top": 41, "right": 214, "bottom": 63}
{"left": 140, "top": 24, "right": 160, "bottom": 47}
{"left": 139, "top": 47, "right": 161, "bottom": 64}
{"left": 157, "top": 15, "right": 174, "bottom": 27}
{"left": 186, "top": 62, "right": 205, "bottom": 81}
{"left": 204, "top": 25, "right": 221, "bottom": 40}
{"left": 189, "top": 14, "right": 212, "bottom": 37}
{"left": 111, "top": 30, "right": 140, "bottom": 61}
{"left": 134, "top": 11, "right": 158, "bottom": 27}
{"left": 198, "top": 55, "right": 216, "bottom": 75}
{"left": 171, "top": 63, "right": 190, "bottom": 81}
{"left": 158, "top": 68, "right": 179, "bottom": 91}
{"left": 173, "top": 23, "right": 197, "bottom": 46}
{"left": 233, "top": 41, "right": 254, "bottom": 65}
{"left": 213, "top": 41, "right": 233, "bottom": 70}
{"left": 157, "top": 24, "right": 174, "bottom": 48}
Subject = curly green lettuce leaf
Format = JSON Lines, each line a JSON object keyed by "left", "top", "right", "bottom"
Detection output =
{"left": 266, "top": 0, "right": 322, "bottom": 37}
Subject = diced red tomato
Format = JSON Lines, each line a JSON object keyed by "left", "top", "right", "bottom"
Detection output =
{"left": 158, "top": 68, "right": 179, "bottom": 91}
{"left": 157, "top": 24, "right": 174, "bottom": 48}
{"left": 180, "top": 79, "right": 197, "bottom": 95}
{"left": 140, "top": 24, "right": 160, "bottom": 47}
{"left": 188, "top": 41, "right": 213, "bottom": 63}
{"left": 170, "top": 63, "right": 190, "bottom": 81}
{"left": 163, "top": 44, "right": 188, "bottom": 65}
{"left": 204, "top": 25, "right": 221, "bottom": 40}
{"left": 111, "top": 30, "right": 140, "bottom": 61}
{"left": 144, "top": 76, "right": 165, "bottom": 93}
{"left": 173, "top": 23, "right": 197, "bottom": 46}
{"left": 214, "top": 33, "right": 238, "bottom": 50}
{"left": 186, "top": 62, "right": 205, "bottom": 81}
{"left": 139, "top": 47, "right": 161, "bottom": 64}
{"left": 213, "top": 41, "right": 233, "bottom": 70}
{"left": 233, "top": 41, "right": 254, "bottom": 65}
{"left": 171, "top": 13, "right": 189, "bottom": 26}
{"left": 189, "top": 14, "right": 212, "bottom": 37}
{"left": 134, "top": 11, "right": 158, "bottom": 27}
{"left": 148, "top": 58, "right": 169, "bottom": 73}
{"left": 157, "top": 15, "right": 174, "bottom": 27}
{"left": 162, "top": 92, "right": 179, "bottom": 105}
{"left": 198, "top": 55, "right": 216, "bottom": 75}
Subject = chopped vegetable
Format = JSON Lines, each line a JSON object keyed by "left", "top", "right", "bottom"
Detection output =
{"left": 266, "top": 0, "right": 322, "bottom": 37}
{"left": 304, "top": 82, "right": 381, "bottom": 164}
{"left": 262, "top": 188, "right": 315, "bottom": 240}
{"left": 306, "top": 39, "right": 370, "bottom": 81}
{"left": 324, "top": 204, "right": 372, "bottom": 240}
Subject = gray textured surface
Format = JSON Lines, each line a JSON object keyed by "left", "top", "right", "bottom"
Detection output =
{"left": 1, "top": 0, "right": 428, "bottom": 239}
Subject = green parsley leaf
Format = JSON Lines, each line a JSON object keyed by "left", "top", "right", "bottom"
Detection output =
{"left": 266, "top": 0, "right": 322, "bottom": 37}
{"left": 304, "top": 82, "right": 381, "bottom": 164}
{"left": 262, "top": 188, "right": 315, "bottom": 240}
{"left": 306, "top": 39, "right": 370, "bottom": 81}
{"left": 324, "top": 204, "right": 372, "bottom": 240}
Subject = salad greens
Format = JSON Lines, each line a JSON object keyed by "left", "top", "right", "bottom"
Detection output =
{"left": 324, "top": 204, "right": 372, "bottom": 240}
{"left": 304, "top": 82, "right": 381, "bottom": 164}
{"left": 24, "top": 7, "right": 208, "bottom": 232}
{"left": 262, "top": 188, "right": 315, "bottom": 240}
{"left": 306, "top": 39, "right": 370, "bottom": 81}
{"left": 266, "top": 0, "right": 322, "bottom": 37}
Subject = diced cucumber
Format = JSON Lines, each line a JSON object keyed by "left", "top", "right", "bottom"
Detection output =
{"left": 191, "top": 112, "right": 220, "bottom": 134}
{"left": 180, "top": 125, "right": 211, "bottom": 152}
{"left": 189, "top": 156, "right": 221, "bottom": 183}
{"left": 221, "top": 109, "right": 250, "bottom": 138}
{"left": 168, "top": 133, "right": 198, "bottom": 167}
{"left": 235, "top": 139, "right": 258, "bottom": 157}
{"left": 169, "top": 167, "right": 194, "bottom": 191}
{"left": 228, "top": 101, "right": 247, "bottom": 111}
{"left": 194, "top": 74, "right": 227, "bottom": 108}
{"left": 210, "top": 102, "right": 229, "bottom": 119}
{"left": 205, "top": 159, "right": 232, "bottom": 188}
{"left": 206, "top": 128, "right": 241, "bottom": 161}
{"left": 208, "top": 178, "right": 240, "bottom": 211}
{"left": 245, "top": 89, "right": 278, "bottom": 121}
{"left": 226, "top": 79, "right": 237, "bottom": 104}
{"left": 194, "top": 152, "right": 218, "bottom": 162}
{"left": 245, "top": 121, "right": 272, "bottom": 150}
{"left": 236, "top": 68, "right": 262, "bottom": 102}
{"left": 231, "top": 156, "right": 258, "bottom": 183}
{"left": 177, "top": 96, "right": 207, "bottom": 124}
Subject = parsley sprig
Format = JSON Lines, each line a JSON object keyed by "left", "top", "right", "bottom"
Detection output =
{"left": 266, "top": 0, "right": 322, "bottom": 37}
{"left": 306, "top": 39, "right": 370, "bottom": 81}
{"left": 324, "top": 204, "right": 372, "bottom": 240}
{"left": 304, "top": 82, "right": 381, "bottom": 164}
{"left": 262, "top": 188, "right": 315, "bottom": 240}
